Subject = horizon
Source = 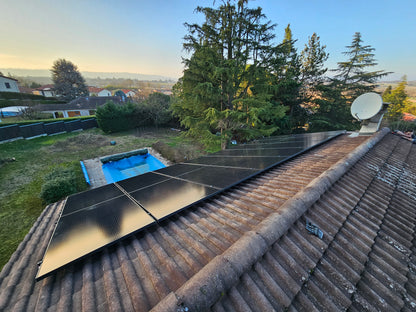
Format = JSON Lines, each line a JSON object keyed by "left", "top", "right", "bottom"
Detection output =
{"left": 0, "top": 67, "right": 177, "bottom": 81}
{"left": 1, "top": 0, "right": 415, "bottom": 80}
{"left": 2, "top": 67, "right": 413, "bottom": 84}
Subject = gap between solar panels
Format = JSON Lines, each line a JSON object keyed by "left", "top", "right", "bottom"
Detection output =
{"left": 36, "top": 130, "right": 344, "bottom": 280}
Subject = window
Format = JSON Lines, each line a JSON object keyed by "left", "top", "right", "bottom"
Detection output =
{"left": 5, "top": 82, "right": 10, "bottom": 89}
{"left": 68, "top": 111, "right": 81, "bottom": 117}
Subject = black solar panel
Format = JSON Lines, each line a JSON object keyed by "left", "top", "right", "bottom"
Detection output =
{"left": 36, "top": 130, "right": 344, "bottom": 280}
{"left": 178, "top": 166, "right": 258, "bottom": 189}
{"left": 128, "top": 178, "right": 218, "bottom": 220}
{"left": 37, "top": 195, "right": 155, "bottom": 278}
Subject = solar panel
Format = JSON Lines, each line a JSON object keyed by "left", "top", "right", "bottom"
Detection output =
{"left": 36, "top": 195, "right": 155, "bottom": 279}
{"left": 36, "top": 130, "right": 344, "bottom": 280}
{"left": 177, "top": 166, "right": 258, "bottom": 189}
{"left": 184, "top": 155, "right": 287, "bottom": 169}
{"left": 116, "top": 172, "right": 170, "bottom": 193}
{"left": 62, "top": 183, "right": 125, "bottom": 216}
{"left": 128, "top": 178, "right": 218, "bottom": 220}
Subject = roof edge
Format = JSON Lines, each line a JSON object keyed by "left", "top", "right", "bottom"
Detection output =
{"left": 150, "top": 128, "right": 390, "bottom": 312}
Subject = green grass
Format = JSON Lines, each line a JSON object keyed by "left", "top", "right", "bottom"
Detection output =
{"left": 0, "top": 127, "right": 209, "bottom": 270}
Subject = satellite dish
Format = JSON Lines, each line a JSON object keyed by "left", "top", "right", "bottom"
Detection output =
{"left": 351, "top": 92, "right": 383, "bottom": 120}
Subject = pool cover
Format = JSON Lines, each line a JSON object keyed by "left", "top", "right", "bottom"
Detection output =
{"left": 102, "top": 153, "right": 165, "bottom": 183}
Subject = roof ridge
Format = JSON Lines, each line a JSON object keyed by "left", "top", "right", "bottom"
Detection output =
{"left": 150, "top": 128, "right": 390, "bottom": 312}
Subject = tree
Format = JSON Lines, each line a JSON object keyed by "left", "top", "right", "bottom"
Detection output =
{"left": 383, "top": 76, "right": 410, "bottom": 121}
{"left": 29, "top": 82, "right": 42, "bottom": 89}
{"left": 310, "top": 32, "right": 389, "bottom": 131}
{"left": 51, "top": 59, "right": 88, "bottom": 102}
{"left": 144, "top": 92, "right": 172, "bottom": 126}
{"left": 172, "top": 0, "right": 286, "bottom": 148}
{"left": 299, "top": 33, "right": 329, "bottom": 101}
{"left": 267, "top": 24, "right": 306, "bottom": 133}
{"left": 309, "top": 82, "right": 353, "bottom": 131}
{"left": 333, "top": 32, "right": 389, "bottom": 101}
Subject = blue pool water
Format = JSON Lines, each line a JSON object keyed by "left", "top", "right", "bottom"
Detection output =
{"left": 102, "top": 153, "right": 165, "bottom": 183}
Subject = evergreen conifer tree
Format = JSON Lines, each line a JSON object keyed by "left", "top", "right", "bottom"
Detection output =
{"left": 310, "top": 32, "right": 389, "bottom": 131}
{"left": 334, "top": 32, "right": 389, "bottom": 101}
{"left": 299, "top": 33, "right": 329, "bottom": 101}
{"left": 172, "top": 0, "right": 286, "bottom": 148}
{"left": 51, "top": 59, "right": 88, "bottom": 102}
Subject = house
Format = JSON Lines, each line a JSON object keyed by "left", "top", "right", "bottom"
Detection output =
{"left": 88, "top": 86, "right": 112, "bottom": 97}
{"left": 121, "top": 89, "right": 136, "bottom": 97}
{"left": 0, "top": 128, "right": 415, "bottom": 311}
{"left": 34, "top": 96, "right": 123, "bottom": 118}
{"left": 32, "top": 84, "right": 55, "bottom": 97}
{"left": 0, "top": 75, "right": 20, "bottom": 93}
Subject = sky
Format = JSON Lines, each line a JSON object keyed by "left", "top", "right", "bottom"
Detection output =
{"left": 1, "top": 0, "right": 415, "bottom": 80}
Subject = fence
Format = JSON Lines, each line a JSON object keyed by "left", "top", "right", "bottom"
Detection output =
{"left": 0, "top": 118, "right": 98, "bottom": 143}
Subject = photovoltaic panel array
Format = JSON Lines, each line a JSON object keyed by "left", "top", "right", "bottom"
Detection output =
{"left": 36, "top": 130, "right": 344, "bottom": 280}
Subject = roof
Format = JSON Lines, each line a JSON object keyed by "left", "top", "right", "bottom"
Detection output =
{"left": 33, "top": 96, "right": 124, "bottom": 111}
{"left": 402, "top": 112, "right": 416, "bottom": 122}
{"left": 122, "top": 89, "right": 135, "bottom": 94}
{"left": 35, "top": 84, "right": 54, "bottom": 91}
{"left": 88, "top": 86, "right": 104, "bottom": 93}
{"left": 1, "top": 129, "right": 415, "bottom": 311}
{"left": 0, "top": 75, "right": 18, "bottom": 82}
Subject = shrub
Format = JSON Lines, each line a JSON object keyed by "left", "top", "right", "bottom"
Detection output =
{"left": 96, "top": 101, "right": 144, "bottom": 133}
{"left": 389, "top": 120, "right": 416, "bottom": 132}
{"left": 40, "top": 163, "right": 87, "bottom": 204}
{"left": 40, "top": 176, "right": 77, "bottom": 204}
{"left": 96, "top": 98, "right": 173, "bottom": 134}
{"left": 0, "top": 91, "right": 47, "bottom": 100}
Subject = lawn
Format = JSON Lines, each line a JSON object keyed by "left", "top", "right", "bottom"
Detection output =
{"left": 0, "top": 127, "right": 208, "bottom": 270}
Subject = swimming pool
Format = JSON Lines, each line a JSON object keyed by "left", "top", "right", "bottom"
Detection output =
{"left": 102, "top": 153, "right": 165, "bottom": 183}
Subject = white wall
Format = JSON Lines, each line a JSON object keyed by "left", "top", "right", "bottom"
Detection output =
{"left": 0, "top": 76, "right": 20, "bottom": 93}
{"left": 98, "top": 89, "right": 111, "bottom": 96}
{"left": 41, "top": 90, "right": 55, "bottom": 97}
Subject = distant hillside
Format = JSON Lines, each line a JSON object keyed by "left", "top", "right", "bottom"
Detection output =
{"left": 0, "top": 68, "right": 176, "bottom": 82}
{"left": 376, "top": 81, "right": 416, "bottom": 97}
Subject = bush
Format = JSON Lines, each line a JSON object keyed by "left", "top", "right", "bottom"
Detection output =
{"left": 389, "top": 120, "right": 416, "bottom": 132}
{"left": 40, "top": 163, "right": 87, "bottom": 204}
{"left": 0, "top": 91, "right": 47, "bottom": 100}
{"left": 40, "top": 176, "right": 77, "bottom": 204}
{"left": 96, "top": 97, "right": 173, "bottom": 134}
{"left": 96, "top": 101, "right": 140, "bottom": 133}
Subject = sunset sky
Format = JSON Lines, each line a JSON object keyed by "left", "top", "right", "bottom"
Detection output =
{"left": 1, "top": 0, "right": 415, "bottom": 80}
